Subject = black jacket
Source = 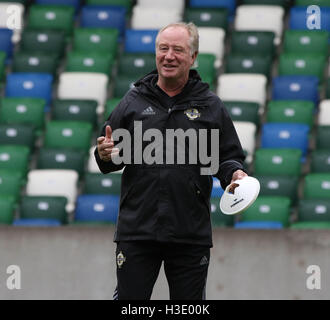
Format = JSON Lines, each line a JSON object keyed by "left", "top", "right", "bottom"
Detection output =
{"left": 95, "top": 70, "right": 246, "bottom": 247}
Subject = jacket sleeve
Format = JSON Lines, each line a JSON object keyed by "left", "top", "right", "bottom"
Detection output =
{"left": 94, "top": 97, "right": 128, "bottom": 174}
{"left": 213, "top": 99, "right": 248, "bottom": 189}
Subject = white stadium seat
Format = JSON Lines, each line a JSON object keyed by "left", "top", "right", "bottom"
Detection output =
{"left": 136, "top": 0, "right": 185, "bottom": 15}
{"left": 0, "top": 2, "right": 24, "bottom": 42}
{"left": 318, "top": 100, "right": 330, "bottom": 125}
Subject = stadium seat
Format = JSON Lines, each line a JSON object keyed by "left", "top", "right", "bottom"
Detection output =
{"left": 189, "top": 0, "right": 236, "bottom": 19}
{"left": 57, "top": 72, "right": 109, "bottom": 114}
{"left": 211, "top": 177, "right": 224, "bottom": 198}
{"left": 230, "top": 31, "right": 275, "bottom": 58}
{"left": 118, "top": 53, "right": 155, "bottom": 78}
{"left": 0, "top": 145, "right": 30, "bottom": 178}
{"left": 327, "top": 79, "right": 330, "bottom": 99}
{"left": 5, "top": 73, "right": 53, "bottom": 108}
{"left": 19, "top": 29, "right": 66, "bottom": 58}
{"left": 104, "top": 98, "right": 121, "bottom": 121}
{"left": 65, "top": 51, "right": 114, "bottom": 76}
{"left": 234, "top": 5, "right": 285, "bottom": 44}
{"left": 124, "top": 29, "right": 158, "bottom": 53}
{"left": 52, "top": 99, "right": 98, "bottom": 128}
{"left": 210, "top": 197, "right": 234, "bottom": 227}
{"left": 26, "top": 169, "right": 79, "bottom": 212}
{"left": 241, "top": 0, "right": 289, "bottom": 7}
{"left": 73, "top": 27, "right": 119, "bottom": 56}
{"left": 318, "top": 100, "right": 330, "bottom": 125}
{"left": 289, "top": 6, "right": 330, "bottom": 32}
{"left": 255, "top": 175, "right": 299, "bottom": 205}
{"left": 113, "top": 75, "right": 136, "bottom": 98}
{"left": 80, "top": 5, "right": 126, "bottom": 40}
{"left": 37, "top": 148, "right": 86, "bottom": 177}
{"left": 0, "top": 97, "right": 45, "bottom": 134}
{"left": 27, "top": 4, "right": 75, "bottom": 37}
{"left": 278, "top": 53, "right": 326, "bottom": 82}
{"left": 225, "top": 54, "right": 272, "bottom": 78}
{"left": 223, "top": 101, "right": 260, "bottom": 126}
{"left": 254, "top": 148, "right": 302, "bottom": 176}
{"left": 0, "top": 2, "right": 24, "bottom": 42}
{"left": 35, "top": 0, "right": 81, "bottom": 12}
{"left": 0, "top": 124, "right": 35, "bottom": 149}
{"left": 233, "top": 121, "right": 257, "bottom": 164}
{"left": 12, "top": 52, "right": 59, "bottom": 75}
{"left": 74, "top": 194, "right": 119, "bottom": 224}
{"left": 0, "top": 51, "right": 5, "bottom": 80}
{"left": 261, "top": 123, "right": 310, "bottom": 158}
{"left": 297, "top": 199, "right": 330, "bottom": 222}
{"left": 0, "top": 170, "right": 23, "bottom": 202}
{"left": 131, "top": 6, "right": 182, "bottom": 30}
{"left": 184, "top": 7, "right": 228, "bottom": 30}
{"left": 0, "top": 195, "right": 16, "bottom": 224}
{"left": 315, "top": 126, "right": 330, "bottom": 150}
{"left": 283, "top": 30, "right": 328, "bottom": 55}
{"left": 239, "top": 196, "right": 291, "bottom": 227}
{"left": 83, "top": 172, "right": 121, "bottom": 194}
{"left": 44, "top": 120, "right": 92, "bottom": 153}
{"left": 303, "top": 173, "right": 330, "bottom": 200}
{"left": 267, "top": 100, "right": 314, "bottom": 127}
{"left": 13, "top": 218, "right": 61, "bottom": 226}
{"left": 192, "top": 53, "right": 216, "bottom": 85}
{"left": 137, "top": 0, "right": 185, "bottom": 14}
{"left": 295, "top": 0, "right": 330, "bottom": 6}
{"left": 290, "top": 221, "right": 330, "bottom": 229}
{"left": 234, "top": 221, "right": 283, "bottom": 229}
{"left": 87, "top": 0, "right": 132, "bottom": 11}
{"left": 19, "top": 195, "right": 68, "bottom": 224}
{"left": 217, "top": 74, "right": 267, "bottom": 109}
{"left": 0, "top": 29, "right": 14, "bottom": 60}
{"left": 272, "top": 75, "right": 319, "bottom": 105}
{"left": 198, "top": 27, "right": 225, "bottom": 68}
{"left": 310, "top": 150, "right": 330, "bottom": 173}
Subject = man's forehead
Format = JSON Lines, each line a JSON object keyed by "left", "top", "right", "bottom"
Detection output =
{"left": 157, "top": 27, "right": 190, "bottom": 45}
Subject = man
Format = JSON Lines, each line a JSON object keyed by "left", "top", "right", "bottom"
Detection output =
{"left": 95, "top": 22, "right": 247, "bottom": 300}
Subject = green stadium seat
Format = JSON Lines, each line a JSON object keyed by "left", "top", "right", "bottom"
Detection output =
{"left": 266, "top": 100, "right": 314, "bottom": 127}
{"left": 0, "top": 145, "right": 30, "bottom": 178}
{"left": 303, "top": 173, "right": 330, "bottom": 200}
{"left": 295, "top": 0, "right": 330, "bottom": 6}
{"left": 0, "top": 170, "right": 23, "bottom": 202}
{"left": 326, "top": 78, "right": 330, "bottom": 99}
{"left": 12, "top": 52, "right": 59, "bottom": 75}
{"left": 210, "top": 197, "right": 235, "bottom": 227}
{"left": 240, "top": 196, "right": 291, "bottom": 227}
{"left": 297, "top": 199, "right": 330, "bottom": 223}
{"left": 19, "top": 195, "right": 68, "bottom": 224}
{"left": 278, "top": 53, "right": 327, "bottom": 82}
{"left": 255, "top": 175, "right": 299, "bottom": 205}
{"left": 113, "top": 75, "right": 136, "bottom": 98}
{"left": 254, "top": 148, "right": 302, "bottom": 176}
{"left": 104, "top": 98, "right": 121, "bottom": 121}
{"left": 242, "top": 0, "right": 289, "bottom": 7}
{"left": 315, "top": 126, "right": 330, "bottom": 150}
{"left": 27, "top": 5, "right": 75, "bottom": 37}
{"left": 310, "top": 150, "right": 330, "bottom": 173}
{"left": 0, "top": 195, "right": 16, "bottom": 224}
{"left": 0, "top": 51, "right": 5, "bottom": 81}
{"left": 73, "top": 28, "right": 119, "bottom": 56}
{"left": 44, "top": 121, "right": 93, "bottom": 153}
{"left": 290, "top": 221, "right": 330, "bottom": 229}
{"left": 83, "top": 172, "right": 122, "bottom": 194}
{"left": 118, "top": 53, "right": 156, "bottom": 78}
{"left": 283, "top": 30, "right": 328, "bottom": 55}
{"left": 223, "top": 101, "right": 260, "bottom": 125}
{"left": 52, "top": 99, "right": 98, "bottom": 128}
{"left": 19, "top": 29, "right": 66, "bottom": 58}
{"left": 66, "top": 51, "right": 115, "bottom": 76}
{"left": 0, "top": 97, "right": 46, "bottom": 134}
{"left": 192, "top": 53, "right": 216, "bottom": 82}
{"left": 184, "top": 8, "right": 228, "bottom": 30}
{"left": 0, "top": 124, "right": 36, "bottom": 149}
{"left": 230, "top": 31, "right": 275, "bottom": 57}
{"left": 37, "top": 148, "right": 86, "bottom": 177}
{"left": 225, "top": 54, "right": 272, "bottom": 78}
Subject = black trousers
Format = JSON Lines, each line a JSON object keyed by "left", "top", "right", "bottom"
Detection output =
{"left": 114, "top": 241, "right": 210, "bottom": 300}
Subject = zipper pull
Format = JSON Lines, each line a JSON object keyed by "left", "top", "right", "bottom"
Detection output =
{"left": 168, "top": 108, "right": 172, "bottom": 114}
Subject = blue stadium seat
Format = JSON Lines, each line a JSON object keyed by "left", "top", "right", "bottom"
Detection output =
{"left": 36, "top": 0, "right": 81, "bottom": 12}
{"left": 81, "top": 5, "right": 126, "bottom": 40}
{"left": 124, "top": 29, "right": 158, "bottom": 53}
{"left": 0, "top": 28, "right": 14, "bottom": 61}
{"left": 272, "top": 75, "right": 319, "bottom": 105}
{"left": 211, "top": 177, "right": 224, "bottom": 198}
{"left": 74, "top": 194, "right": 119, "bottom": 223}
{"left": 13, "top": 218, "right": 61, "bottom": 226}
{"left": 5, "top": 73, "right": 53, "bottom": 109}
{"left": 189, "top": 0, "right": 236, "bottom": 19}
{"left": 261, "top": 123, "right": 310, "bottom": 158}
{"left": 289, "top": 6, "right": 330, "bottom": 32}
{"left": 234, "top": 221, "right": 283, "bottom": 229}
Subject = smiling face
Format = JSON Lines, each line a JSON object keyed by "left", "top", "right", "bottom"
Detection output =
{"left": 156, "top": 26, "right": 197, "bottom": 87}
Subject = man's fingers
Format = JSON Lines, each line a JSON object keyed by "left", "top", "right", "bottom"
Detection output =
{"left": 97, "top": 136, "right": 105, "bottom": 144}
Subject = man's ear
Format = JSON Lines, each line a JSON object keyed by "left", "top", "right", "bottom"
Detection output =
{"left": 191, "top": 51, "right": 198, "bottom": 66}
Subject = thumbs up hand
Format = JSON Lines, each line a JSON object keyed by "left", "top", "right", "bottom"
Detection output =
{"left": 97, "top": 125, "right": 120, "bottom": 162}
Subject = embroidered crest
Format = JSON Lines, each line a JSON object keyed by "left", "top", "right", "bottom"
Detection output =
{"left": 184, "top": 108, "right": 201, "bottom": 120}
{"left": 117, "top": 251, "right": 126, "bottom": 269}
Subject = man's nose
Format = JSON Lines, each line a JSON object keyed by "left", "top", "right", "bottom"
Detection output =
{"left": 165, "top": 49, "right": 175, "bottom": 60}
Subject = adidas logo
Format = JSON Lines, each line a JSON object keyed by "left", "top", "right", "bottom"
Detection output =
{"left": 200, "top": 256, "right": 209, "bottom": 266}
{"left": 141, "top": 106, "right": 156, "bottom": 115}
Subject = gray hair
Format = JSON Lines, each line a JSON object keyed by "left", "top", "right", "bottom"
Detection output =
{"left": 155, "top": 22, "right": 199, "bottom": 56}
